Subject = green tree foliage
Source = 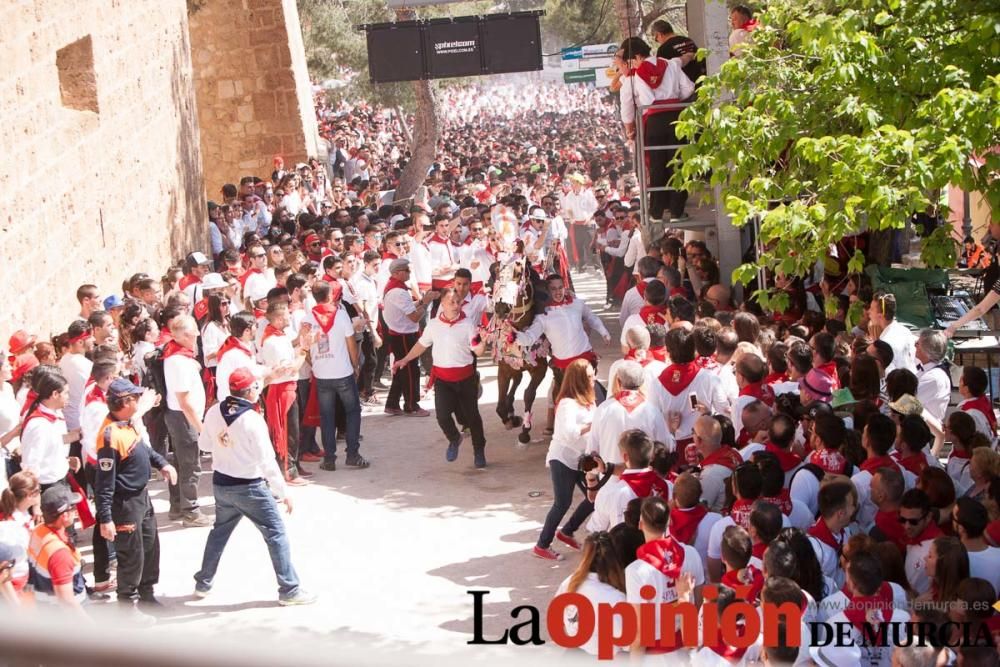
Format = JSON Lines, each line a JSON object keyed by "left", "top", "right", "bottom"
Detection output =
{"left": 673, "top": 0, "right": 1000, "bottom": 303}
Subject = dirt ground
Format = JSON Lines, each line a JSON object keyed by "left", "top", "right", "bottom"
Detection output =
{"left": 76, "top": 268, "right": 623, "bottom": 663}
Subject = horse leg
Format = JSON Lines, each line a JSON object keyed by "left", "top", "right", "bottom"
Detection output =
{"left": 495, "top": 366, "right": 512, "bottom": 428}
{"left": 506, "top": 371, "right": 524, "bottom": 429}
{"left": 519, "top": 363, "right": 548, "bottom": 444}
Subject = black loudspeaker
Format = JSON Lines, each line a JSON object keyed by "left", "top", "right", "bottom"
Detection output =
{"left": 479, "top": 12, "right": 542, "bottom": 75}
{"left": 424, "top": 17, "right": 482, "bottom": 79}
{"left": 367, "top": 21, "right": 424, "bottom": 83}
{"left": 362, "top": 11, "right": 543, "bottom": 83}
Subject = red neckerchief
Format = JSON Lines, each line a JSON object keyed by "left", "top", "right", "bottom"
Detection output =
{"left": 808, "top": 448, "right": 848, "bottom": 475}
{"left": 639, "top": 304, "right": 670, "bottom": 326}
{"left": 253, "top": 308, "right": 266, "bottom": 319}
{"left": 631, "top": 58, "right": 668, "bottom": 88}
{"left": 238, "top": 267, "right": 261, "bottom": 290}
{"left": 764, "top": 442, "right": 802, "bottom": 472}
{"left": 438, "top": 311, "right": 466, "bottom": 326}
{"left": 668, "top": 287, "right": 686, "bottom": 297}
{"left": 701, "top": 446, "right": 743, "bottom": 471}
{"left": 861, "top": 454, "right": 897, "bottom": 473}
{"left": 760, "top": 490, "right": 794, "bottom": 515}
{"left": 962, "top": 395, "right": 997, "bottom": 431}
{"left": 615, "top": 390, "right": 645, "bottom": 414}
{"left": 736, "top": 426, "right": 753, "bottom": 448}
{"left": 321, "top": 273, "right": 338, "bottom": 284}
{"left": 904, "top": 518, "right": 942, "bottom": 546}
{"left": 649, "top": 346, "right": 668, "bottom": 362}
{"left": 739, "top": 380, "right": 775, "bottom": 407}
{"left": 875, "top": 509, "right": 908, "bottom": 552}
{"left": 155, "top": 330, "right": 173, "bottom": 347}
{"left": 311, "top": 303, "right": 339, "bottom": 334}
{"left": 621, "top": 470, "right": 670, "bottom": 502}
{"left": 636, "top": 278, "right": 655, "bottom": 298}
{"left": 217, "top": 336, "right": 252, "bottom": 363}
{"left": 696, "top": 354, "right": 719, "bottom": 371}
{"left": 808, "top": 518, "right": 843, "bottom": 555}
{"left": 624, "top": 348, "right": 651, "bottom": 367}
{"left": 658, "top": 362, "right": 700, "bottom": 395}
{"left": 547, "top": 294, "right": 575, "bottom": 308}
{"left": 765, "top": 371, "right": 789, "bottom": 384}
{"left": 721, "top": 564, "right": 764, "bottom": 605}
{"left": 814, "top": 361, "right": 841, "bottom": 390}
{"left": 193, "top": 298, "right": 209, "bottom": 321}
{"left": 636, "top": 536, "right": 685, "bottom": 580}
{"left": 381, "top": 251, "right": 399, "bottom": 261}
{"left": 428, "top": 233, "right": 449, "bottom": 245}
{"left": 731, "top": 498, "right": 753, "bottom": 529}
{"left": 669, "top": 505, "right": 708, "bottom": 544}
{"left": 84, "top": 383, "right": 106, "bottom": 406}
{"left": 23, "top": 406, "right": 62, "bottom": 426}
{"left": 162, "top": 340, "right": 196, "bottom": 360}
{"left": 892, "top": 450, "right": 928, "bottom": 477}
{"left": 842, "top": 581, "right": 894, "bottom": 632}
{"left": 751, "top": 541, "right": 767, "bottom": 559}
{"left": 383, "top": 276, "right": 409, "bottom": 296}
{"left": 705, "top": 628, "right": 750, "bottom": 663}
{"left": 261, "top": 324, "right": 285, "bottom": 345}
{"left": 20, "top": 390, "right": 37, "bottom": 417}
{"left": 178, "top": 274, "right": 200, "bottom": 291}
{"left": 949, "top": 447, "right": 971, "bottom": 461}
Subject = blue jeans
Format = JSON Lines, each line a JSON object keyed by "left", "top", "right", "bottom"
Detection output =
{"left": 537, "top": 461, "right": 593, "bottom": 549}
{"left": 194, "top": 480, "right": 300, "bottom": 598}
{"left": 317, "top": 375, "right": 362, "bottom": 463}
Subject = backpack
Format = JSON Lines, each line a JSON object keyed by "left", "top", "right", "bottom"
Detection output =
{"left": 143, "top": 347, "right": 168, "bottom": 400}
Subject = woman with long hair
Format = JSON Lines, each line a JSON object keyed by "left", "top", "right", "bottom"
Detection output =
{"left": 775, "top": 527, "right": 828, "bottom": 601}
{"left": 129, "top": 318, "right": 160, "bottom": 384}
{"left": 201, "top": 293, "right": 232, "bottom": 371}
{"left": 964, "top": 447, "right": 1000, "bottom": 504}
{"left": 918, "top": 466, "right": 958, "bottom": 534}
{"left": 534, "top": 359, "right": 596, "bottom": 561}
{"left": 920, "top": 536, "right": 969, "bottom": 607}
{"left": 554, "top": 531, "right": 627, "bottom": 656}
{"left": 0, "top": 470, "right": 41, "bottom": 594}
{"left": 19, "top": 366, "right": 75, "bottom": 492}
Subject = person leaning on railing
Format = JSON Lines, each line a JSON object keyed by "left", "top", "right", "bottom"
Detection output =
{"left": 944, "top": 219, "right": 1000, "bottom": 338}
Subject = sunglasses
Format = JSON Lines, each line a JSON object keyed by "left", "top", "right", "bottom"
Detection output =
{"left": 898, "top": 514, "right": 928, "bottom": 526}
{"left": 251, "top": 253, "right": 266, "bottom": 259}
{"left": 392, "top": 242, "right": 406, "bottom": 247}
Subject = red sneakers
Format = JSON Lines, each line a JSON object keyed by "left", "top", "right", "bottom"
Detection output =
{"left": 532, "top": 546, "right": 564, "bottom": 561}
{"left": 300, "top": 453, "right": 322, "bottom": 463}
{"left": 556, "top": 532, "right": 581, "bottom": 551}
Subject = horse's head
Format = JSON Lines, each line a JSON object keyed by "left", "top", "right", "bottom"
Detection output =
{"left": 492, "top": 259, "right": 533, "bottom": 325}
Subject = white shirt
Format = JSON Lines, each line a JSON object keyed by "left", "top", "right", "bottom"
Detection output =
{"left": 699, "top": 461, "right": 733, "bottom": 513}
{"left": 620, "top": 279, "right": 653, "bottom": 327}
{"left": 382, "top": 285, "right": 420, "bottom": 335}
{"left": 817, "top": 582, "right": 908, "bottom": 623}
{"left": 588, "top": 395, "right": 671, "bottom": 465}
{"left": 561, "top": 189, "right": 598, "bottom": 224}
{"left": 303, "top": 306, "right": 356, "bottom": 380}
{"left": 460, "top": 239, "right": 493, "bottom": 285}
{"left": 243, "top": 270, "right": 276, "bottom": 304}
{"left": 458, "top": 292, "right": 489, "bottom": 327}
{"left": 957, "top": 397, "right": 996, "bottom": 441}
{"left": 201, "top": 321, "right": 229, "bottom": 369}
{"left": 966, "top": 545, "right": 1000, "bottom": 596}
{"left": 547, "top": 398, "right": 594, "bottom": 470}
{"left": 554, "top": 573, "right": 627, "bottom": 657}
{"left": 880, "top": 320, "right": 917, "bottom": 373}
{"left": 905, "top": 535, "right": 935, "bottom": 595}
{"left": 199, "top": 401, "right": 287, "bottom": 499}
{"left": 625, "top": 540, "right": 705, "bottom": 645}
{"left": 808, "top": 521, "right": 850, "bottom": 589}
{"left": 260, "top": 330, "right": 298, "bottom": 385}
{"left": 164, "top": 352, "right": 206, "bottom": 417}
{"left": 427, "top": 236, "right": 458, "bottom": 281}
{"left": 916, "top": 360, "right": 951, "bottom": 423}
{"left": 20, "top": 405, "right": 69, "bottom": 485}
{"left": 79, "top": 392, "right": 109, "bottom": 464}
{"left": 407, "top": 242, "right": 433, "bottom": 290}
{"left": 587, "top": 475, "right": 626, "bottom": 533}
{"left": 605, "top": 230, "right": 645, "bottom": 269}
{"left": 351, "top": 271, "right": 380, "bottom": 329}
{"left": 820, "top": 609, "right": 910, "bottom": 667}
{"left": 59, "top": 353, "right": 92, "bottom": 431}
{"left": 216, "top": 343, "right": 264, "bottom": 401}
{"left": 419, "top": 317, "right": 478, "bottom": 371}
{"left": 619, "top": 56, "right": 695, "bottom": 125}
{"left": 516, "top": 296, "right": 609, "bottom": 363}
{"left": 648, "top": 367, "right": 728, "bottom": 441}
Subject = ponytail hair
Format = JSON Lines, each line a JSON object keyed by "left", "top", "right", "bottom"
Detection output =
{"left": 0, "top": 470, "right": 40, "bottom": 517}
{"left": 21, "top": 365, "right": 68, "bottom": 435}
{"left": 565, "top": 531, "right": 626, "bottom": 594}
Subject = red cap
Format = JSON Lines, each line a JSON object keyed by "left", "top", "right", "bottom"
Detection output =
{"left": 8, "top": 330, "right": 36, "bottom": 356}
{"left": 303, "top": 233, "right": 320, "bottom": 245}
{"left": 229, "top": 367, "right": 256, "bottom": 392}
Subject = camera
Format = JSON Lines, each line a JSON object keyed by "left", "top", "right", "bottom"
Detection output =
{"left": 577, "top": 453, "right": 600, "bottom": 473}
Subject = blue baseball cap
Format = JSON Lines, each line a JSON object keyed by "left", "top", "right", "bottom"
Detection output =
{"left": 103, "top": 295, "right": 124, "bottom": 311}
{"left": 107, "top": 378, "right": 144, "bottom": 402}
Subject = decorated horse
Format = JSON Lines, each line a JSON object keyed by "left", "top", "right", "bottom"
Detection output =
{"left": 485, "top": 257, "right": 551, "bottom": 445}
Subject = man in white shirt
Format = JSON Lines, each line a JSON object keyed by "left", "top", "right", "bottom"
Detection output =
{"left": 914, "top": 329, "right": 950, "bottom": 424}
{"left": 626, "top": 496, "right": 705, "bottom": 657}
{"left": 953, "top": 498, "right": 1000, "bottom": 596}
{"left": 194, "top": 367, "right": 315, "bottom": 607}
{"left": 162, "top": 315, "right": 209, "bottom": 526}
{"left": 694, "top": 416, "right": 742, "bottom": 512}
{"left": 869, "top": 292, "right": 916, "bottom": 373}
{"left": 380, "top": 259, "right": 438, "bottom": 417}
{"left": 261, "top": 302, "right": 309, "bottom": 485}
{"left": 298, "top": 280, "right": 367, "bottom": 471}
{"left": 619, "top": 257, "right": 663, "bottom": 327}
{"left": 453, "top": 269, "right": 488, "bottom": 326}
{"left": 590, "top": 361, "right": 671, "bottom": 464}
{"left": 604, "top": 210, "right": 646, "bottom": 274}
{"left": 351, "top": 251, "right": 382, "bottom": 403}
{"left": 807, "top": 479, "right": 857, "bottom": 589}
{"left": 560, "top": 175, "right": 598, "bottom": 271}
{"left": 59, "top": 320, "right": 94, "bottom": 448}
{"left": 899, "top": 488, "right": 939, "bottom": 595}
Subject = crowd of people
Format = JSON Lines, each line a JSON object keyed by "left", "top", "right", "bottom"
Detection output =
{"left": 1, "top": 25, "right": 999, "bottom": 666}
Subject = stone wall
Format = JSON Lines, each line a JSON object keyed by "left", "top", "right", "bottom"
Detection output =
{"left": 188, "top": 0, "right": 321, "bottom": 196}
{"left": 0, "top": 0, "right": 206, "bottom": 340}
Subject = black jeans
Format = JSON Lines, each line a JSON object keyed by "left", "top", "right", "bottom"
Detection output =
{"left": 85, "top": 464, "right": 115, "bottom": 583}
{"left": 359, "top": 332, "right": 377, "bottom": 396}
{"left": 537, "top": 461, "right": 594, "bottom": 549}
{"left": 297, "top": 378, "right": 319, "bottom": 455}
{"left": 435, "top": 375, "right": 485, "bottom": 450}
{"left": 164, "top": 409, "right": 202, "bottom": 515}
{"left": 144, "top": 408, "right": 170, "bottom": 459}
{"left": 644, "top": 108, "right": 687, "bottom": 220}
{"left": 386, "top": 331, "right": 421, "bottom": 411}
{"left": 112, "top": 491, "right": 159, "bottom": 602}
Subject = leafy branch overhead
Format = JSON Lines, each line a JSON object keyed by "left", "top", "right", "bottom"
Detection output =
{"left": 672, "top": 0, "right": 1000, "bottom": 286}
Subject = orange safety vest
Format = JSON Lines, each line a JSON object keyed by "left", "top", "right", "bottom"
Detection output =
{"left": 27, "top": 524, "right": 86, "bottom": 602}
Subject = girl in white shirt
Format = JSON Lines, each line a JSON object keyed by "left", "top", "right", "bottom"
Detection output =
{"left": 19, "top": 367, "right": 77, "bottom": 488}
{"left": 0, "top": 470, "right": 41, "bottom": 595}
{"left": 553, "top": 531, "right": 628, "bottom": 656}
{"left": 201, "top": 294, "right": 232, "bottom": 369}
{"left": 535, "top": 360, "right": 596, "bottom": 561}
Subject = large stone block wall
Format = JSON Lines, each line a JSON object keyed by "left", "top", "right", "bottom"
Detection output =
{"left": 0, "top": 0, "right": 206, "bottom": 340}
{"left": 188, "top": 0, "right": 321, "bottom": 195}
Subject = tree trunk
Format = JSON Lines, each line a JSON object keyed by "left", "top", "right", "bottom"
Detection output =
{"left": 394, "top": 105, "right": 412, "bottom": 146}
{"left": 616, "top": 0, "right": 642, "bottom": 38}
{"left": 393, "top": 7, "right": 438, "bottom": 206}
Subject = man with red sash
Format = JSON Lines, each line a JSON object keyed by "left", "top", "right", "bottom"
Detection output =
{"left": 426, "top": 215, "right": 461, "bottom": 293}
{"left": 668, "top": 472, "right": 720, "bottom": 568}
{"left": 619, "top": 256, "right": 662, "bottom": 327}
{"left": 807, "top": 479, "right": 857, "bottom": 589}
{"left": 618, "top": 36, "right": 694, "bottom": 222}
{"left": 459, "top": 217, "right": 494, "bottom": 296}
{"left": 626, "top": 496, "right": 705, "bottom": 656}
{"left": 381, "top": 259, "right": 438, "bottom": 418}
{"left": 589, "top": 361, "right": 670, "bottom": 465}
{"left": 807, "top": 413, "right": 851, "bottom": 475}
{"left": 720, "top": 524, "right": 764, "bottom": 605}
{"left": 618, "top": 278, "right": 668, "bottom": 352}
{"left": 761, "top": 414, "right": 803, "bottom": 484}
{"left": 260, "top": 302, "right": 309, "bottom": 485}
{"left": 899, "top": 488, "right": 941, "bottom": 595}
{"left": 215, "top": 312, "right": 262, "bottom": 402}
{"left": 851, "top": 413, "right": 906, "bottom": 532}
{"left": 958, "top": 366, "right": 997, "bottom": 440}
{"left": 868, "top": 467, "right": 909, "bottom": 554}
{"left": 732, "top": 354, "right": 774, "bottom": 442}
{"left": 696, "top": 416, "right": 743, "bottom": 512}
{"left": 239, "top": 245, "right": 274, "bottom": 309}
{"left": 391, "top": 289, "right": 488, "bottom": 468}
{"left": 27, "top": 486, "right": 88, "bottom": 612}
{"left": 588, "top": 430, "right": 670, "bottom": 532}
